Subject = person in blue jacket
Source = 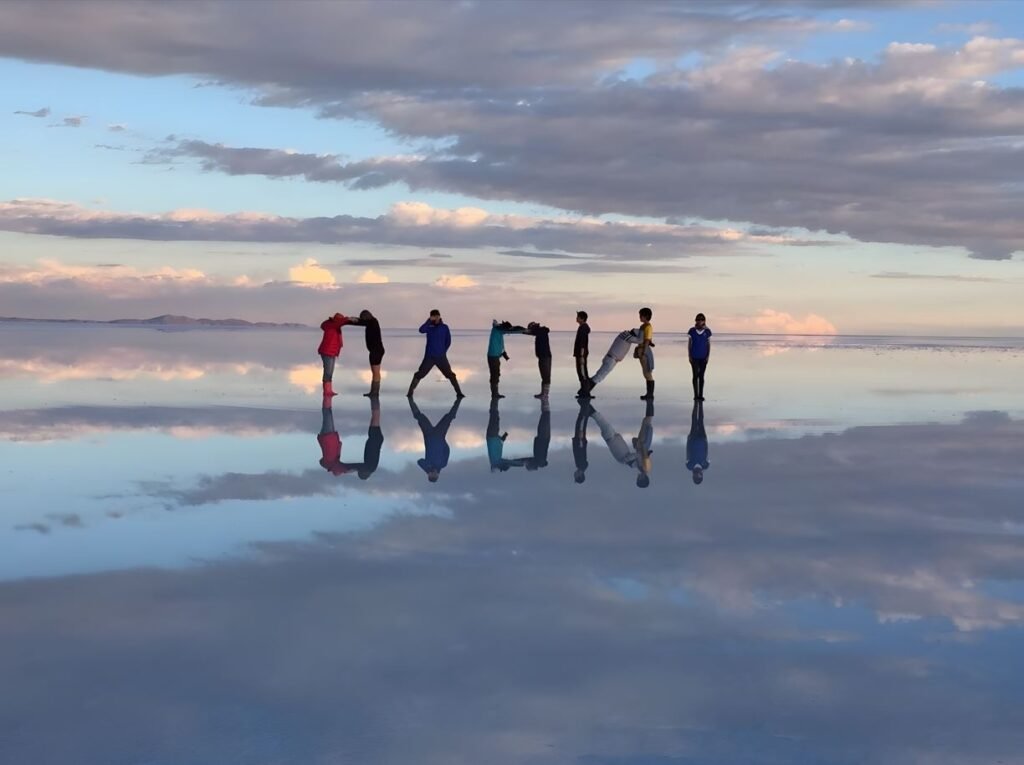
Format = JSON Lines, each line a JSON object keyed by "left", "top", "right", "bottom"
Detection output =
{"left": 406, "top": 309, "right": 465, "bottom": 398}
{"left": 410, "top": 397, "right": 461, "bottom": 483}
{"left": 687, "top": 312, "right": 712, "bottom": 401}
{"left": 686, "top": 400, "right": 709, "bottom": 484}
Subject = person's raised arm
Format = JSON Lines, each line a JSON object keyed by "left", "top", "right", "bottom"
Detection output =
{"left": 419, "top": 320, "right": 431, "bottom": 333}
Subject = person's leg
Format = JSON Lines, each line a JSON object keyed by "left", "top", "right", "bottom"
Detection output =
{"left": 407, "top": 356, "right": 434, "bottom": 396}
{"left": 320, "top": 406, "right": 335, "bottom": 435}
{"left": 591, "top": 354, "right": 617, "bottom": 385}
{"left": 690, "top": 359, "right": 700, "bottom": 399}
{"left": 436, "top": 355, "right": 465, "bottom": 397}
{"left": 640, "top": 351, "right": 654, "bottom": 400}
{"left": 321, "top": 353, "right": 337, "bottom": 396}
{"left": 575, "top": 355, "right": 587, "bottom": 392}
{"left": 488, "top": 355, "right": 502, "bottom": 398}
{"left": 696, "top": 358, "right": 708, "bottom": 400}
{"left": 535, "top": 356, "right": 552, "bottom": 398}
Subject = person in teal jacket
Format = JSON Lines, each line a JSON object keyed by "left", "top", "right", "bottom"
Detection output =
{"left": 487, "top": 319, "right": 525, "bottom": 399}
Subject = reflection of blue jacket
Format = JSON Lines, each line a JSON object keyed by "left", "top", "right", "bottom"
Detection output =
{"left": 686, "top": 408, "right": 709, "bottom": 470}
{"left": 420, "top": 320, "right": 452, "bottom": 357}
{"left": 413, "top": 402, "right": 457, "bottom": 473}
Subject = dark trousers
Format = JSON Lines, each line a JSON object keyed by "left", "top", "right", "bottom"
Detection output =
{"left": 487, "top": 355, "right": 502, "bottom": 386}
{"left": 414, "top": 354, "right": 456, "bottom": 380}
{"left": 574, "top": 355, "right": 589, "bottom": 389}
{"left": 690, "top": 357, "right": 708, "bottom": 397}
{"left": 538, "top": 356, "right": 552, "bottom": 386}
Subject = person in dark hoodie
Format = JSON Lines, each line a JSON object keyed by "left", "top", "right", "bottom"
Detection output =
{"left": 407, "top": 309, "right": 465, "bottom": 398}
{"left": 573, "top": 311, "right": 590, "bottom": 397}
{"left": 337, "top": 397, "right": 385, "bottom": 480}
{"left": 355, "top": 309, "right": 385, "bottom": 398}
{"left": 410, "top": 397, "right": 461, "bottom": 483}
{"left": 526, "top": 321, "right": 552, "bottom": 400}
{"left": 317, "top": 312, "right": 355, "bottom": 398}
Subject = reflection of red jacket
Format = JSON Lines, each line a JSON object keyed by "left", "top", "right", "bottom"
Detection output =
{"left": 317, "top": 315, "right": 351, "bottom": 356}
{"left": 318, "top": 432, "right": 349, "bottom": 475}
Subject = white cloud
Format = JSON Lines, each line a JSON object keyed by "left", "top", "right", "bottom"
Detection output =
{"left": 288, "top": 258, "right": 335, "bottom": 287}
{"left": 727, "top": 310, "right": 838, "bottom": 336}
{"left": 434, "top": 274, "right": 478, "bottom": 290}
{"left": 357, "top": 269, "right": 389, "bottom": 284}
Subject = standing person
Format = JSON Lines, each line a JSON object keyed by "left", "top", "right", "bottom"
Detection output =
{"left": 526, "top": 321, "right": 552, "bottom": 400}
{"left": 356, "top": 309, "right": 385, "bottom": 398}
{"left": 410, "top": 397, "right": 461, "bottom": 483}
{"left": 580, "top": 327, "right": 641, "bottom": 397}
{"left": 688, "top": 312, "right": 712, "bottom": 401}
{"left": 636, "top": 307, "right": 655, "bottom": 401}
{"left": 487, "top": 319, "right": 524, "bottom": 399}
{"left": 406, "top": 309, "right": 465, "bottom": 398}
{"left": 573, "top": 311, "right": 590, "bottom": 397}
{"left": 572, "top": 399, "right": 592, "bottom": 484}
{"left": 686, "top": 400, "right": 709, "bottom": 484}
{"left": 317, "top": 312, "right": 353, "bottom": 397}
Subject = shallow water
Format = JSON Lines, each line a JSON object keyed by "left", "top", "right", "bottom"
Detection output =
{"left": 2, "top": 323, "right": 1024, "bottom": 764}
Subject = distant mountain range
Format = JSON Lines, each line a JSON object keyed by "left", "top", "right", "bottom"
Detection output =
{"left": 0, "top": 314, "right": 309, "bottom": 328}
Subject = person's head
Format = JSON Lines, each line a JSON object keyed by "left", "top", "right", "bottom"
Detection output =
{"left": 692, "top": 466, "right": 704, "bottom": 485}
{"left": 427, "top": 469, "right": 440, "bottom": 483}
{"left": 695, "top": 312, "right": 706, "bottom": 328}
{"left": 357, "top": 469, "right": 371, "bottom": 480}
{"left": 359, "top": 309, "right": 374, "bottom": 322}
{"left": 636, "top": 473, "right": 650, "bottom": 489}
{"left": 332, "top": 312, "right": 345, "bottom": 321}
{"left": 639, "top": 307, "right": 652, "bottom": 322}
{"left": 527, "top": 321, "right": 539, "bottom": 332}
{"left": 573, "top": 469, "right": 586, "bottom": 484}
{"left": 429, "top": 309, "right": 441, "bottom": 324}
{"left": 576, "top": 310, "right": 588, "bottom": 324}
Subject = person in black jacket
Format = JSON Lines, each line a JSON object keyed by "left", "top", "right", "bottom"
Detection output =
{"left": 526, "top": 321, "right": 552, "bottom": 400}
{"left": 573, "top": 311, "right": 590, "bottom": 398}
{"left": 355, "top": 309, "right": 385, "bottom": 398}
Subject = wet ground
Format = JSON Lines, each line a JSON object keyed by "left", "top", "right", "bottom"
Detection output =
{"left": 2, "top": 323, "right": 1024, "bottom": 764}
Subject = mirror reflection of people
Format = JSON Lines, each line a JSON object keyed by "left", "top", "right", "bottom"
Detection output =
{"left": 581, "top": 327, "right": 641, "bottom": 398}
{"left": 317, "top": 403, "right": 346, "bottom": 476}
{"left": 407, "top": 309, "right": 464, "bottom": 398}
{"left": 486, "top": 397, "right": 513, "bottom": 472}
{"left": 590, "top": 404, "right": 652, "bottom": 488}
{"left": 572, "top": 399, "right": 593, "bottom": 484}
{"left": 504, "top": 400, "right": 552, "bottom": 471}
{"left": 338, "top": 397, "right": 384, "bottom": 480}
{"left": 686, "top": 401, "right": 709, "bottom": 484}
{"left": 410, "top": 397, "right": 461, "bottom": 483}
{"left": 356, "top": 309, "right": 385, "bottom": 399}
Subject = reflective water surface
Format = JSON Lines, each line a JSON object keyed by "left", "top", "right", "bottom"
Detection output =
{"left": 2, "top": 323, "right": 1024, "bottom": 764}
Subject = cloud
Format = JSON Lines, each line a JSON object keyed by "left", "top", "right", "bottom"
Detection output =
{"left": 433, "top": 274, "right": 478, "bottom": 290}
{"left": 49, "top": 115, "right": 85, "bottom": 128}
{"left": 870, "top": 271, "right": 999, "bottom": 283}
{"left": 287, "top": 258, "right": 335, "bottom": 287}
{"left": 107, "top": 123, "right": 127, "bottom": 132}
{"left": 728, "top": 309, "right": 838, "bottom": 335}
{"left": 356, "top": 269, "right": 389, "bottom": 284}
{"left": 14, "top": 106, "right": 49, "bottom": 117}
{"left": 0, "top": 197, "right": 805, "bottom": 259}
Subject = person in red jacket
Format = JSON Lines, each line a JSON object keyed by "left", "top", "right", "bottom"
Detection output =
{"left": 318, "top": 312, "right": 353, "bottom": 397}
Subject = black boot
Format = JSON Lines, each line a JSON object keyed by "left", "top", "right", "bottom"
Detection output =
{"left": 452, "top": 378, "right": 466, "bottom": 398}
{"left": 641, "top": 380, "right": 654, "bottom": 400}
{"left": 406, "top": 375, "right": 420, "bottom": 398}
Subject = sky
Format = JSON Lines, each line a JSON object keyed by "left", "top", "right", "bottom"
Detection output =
{"left": 0, "top": 0, "right": 1022, "bottom": 335}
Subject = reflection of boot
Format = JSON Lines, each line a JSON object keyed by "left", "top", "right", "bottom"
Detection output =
{"left": 645, "top": 399, "right": 655, "bottom": 418}
{"left": 534, "top": 384, "right": 550, "bottom": 399}
{"left": 364, "top": 380, "right": 380, "bottom": 398}
{"left": 641, "top": 380, "right": 654, "bottom": 400}
{"left": 406, "top": 375, "right": 420, "bottom": 398}
{"left": 323, "top": 380, "right": 337, "bottom": 397}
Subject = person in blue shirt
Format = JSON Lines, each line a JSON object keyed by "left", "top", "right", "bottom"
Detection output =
{"left": 687, "top": 312, "right": 712, "bottom": 401}
{"left": 685, "top": 400, "right": 709, "bottom": 484}
{"left": 487, "top": 319, "right": 525, "bottom": 399}
{"left": 409, "top": 397, "right": 460, "bottom": 483}
{"left": 406, "top": 309, "right": 465, "bottom": 398}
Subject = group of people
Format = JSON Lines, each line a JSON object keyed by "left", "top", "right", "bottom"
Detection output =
{"left": 317, "top": 308, "right": 713, "bottom": 402}
{"left": 318, "top": 395, "right": 709, "bottom": 489}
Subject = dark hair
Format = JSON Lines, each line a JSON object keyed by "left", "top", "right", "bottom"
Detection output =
{"left": 429, "top": 309, "right": 441, "bottom": 317}
{"left": 359, "top": 309, "right": 373, "bottom": 322}
{"left": 695, "top": 312, "right": 706, "bottom": 322}
{"left": 576, "top": 310, "right": 588, "bottom": 321}
{"left": 639, "top": 307, "right": 653, "bottom": 321}
{"left": 636, "top": 474, "right": 650, "bottom": 488}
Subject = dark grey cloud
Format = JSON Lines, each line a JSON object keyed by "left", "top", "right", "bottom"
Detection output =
{"left": 48, "top": 115, "right": 84, "bottom": 128}
{"left": 13, "top": 106, "right": 49, "bottom": 117}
